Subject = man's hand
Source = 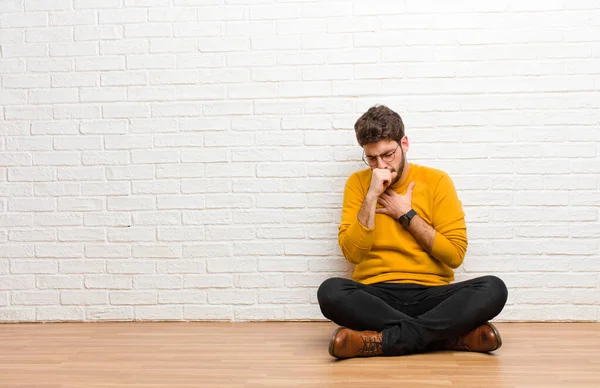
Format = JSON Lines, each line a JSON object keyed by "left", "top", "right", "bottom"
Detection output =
{"left": 376, "top": 182, "right": 415, "bottom": 220}
{"left": 367, "top": 168, "right": 393, "bottom": 198}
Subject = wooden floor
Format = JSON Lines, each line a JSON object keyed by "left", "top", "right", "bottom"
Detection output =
{"left": 0, "top": 322, "right": 599, "bottom": 387}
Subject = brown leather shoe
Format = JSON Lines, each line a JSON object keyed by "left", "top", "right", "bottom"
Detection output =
{"left": 441, "top": 322, "right": 502, "bottom": 353}
{"left": 328, "top": 327, "right": 384, "bottom": 359}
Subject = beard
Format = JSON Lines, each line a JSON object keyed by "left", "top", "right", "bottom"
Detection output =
{"left": 389, "top": 148, "right": 406, "bottom": 187}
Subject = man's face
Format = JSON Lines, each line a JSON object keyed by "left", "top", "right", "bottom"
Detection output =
{"left": 363, "top": 139, "right": 406, "bottom": 186}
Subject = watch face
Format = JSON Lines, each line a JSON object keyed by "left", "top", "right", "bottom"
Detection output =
{"left": 400, "top": 216, "right": 408, "bottom": 227}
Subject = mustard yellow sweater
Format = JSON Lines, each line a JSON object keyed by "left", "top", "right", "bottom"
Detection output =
{"left": 338, "top": 163, "right": 468, "bottom": 286}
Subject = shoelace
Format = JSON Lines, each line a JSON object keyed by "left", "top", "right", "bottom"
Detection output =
{"left": 360, "top": 335, "right": 382, "bottom": 355}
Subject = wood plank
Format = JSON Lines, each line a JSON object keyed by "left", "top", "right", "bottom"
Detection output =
{"left": 0, "top": 322, "right": 598, "bottom": 387}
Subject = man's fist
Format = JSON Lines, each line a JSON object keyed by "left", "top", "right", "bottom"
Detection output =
{"left": 368, "top": 168, "right": 394, "bottom": 197}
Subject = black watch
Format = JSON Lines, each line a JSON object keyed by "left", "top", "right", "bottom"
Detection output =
{"left": 398, "top": 209, "right": 417, "bottom": 228}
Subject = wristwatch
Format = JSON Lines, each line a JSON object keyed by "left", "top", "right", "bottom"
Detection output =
{"left": 398, "top": 209, "right": 417, "bottom": 228}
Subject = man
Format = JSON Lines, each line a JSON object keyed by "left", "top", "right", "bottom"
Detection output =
{"left": 317, "top": 105, "right": 508, "bottom": 359}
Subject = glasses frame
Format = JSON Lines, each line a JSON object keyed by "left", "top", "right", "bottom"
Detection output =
{"left": 362, "top": 144, "right": 400, "bottom": 167}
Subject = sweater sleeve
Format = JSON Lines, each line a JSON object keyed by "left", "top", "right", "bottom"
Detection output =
{"left": 337, "top": 173, "right": 375, "bottom": 264}
{"left": 429, "top": 174, "right": 468, "bottom": 269}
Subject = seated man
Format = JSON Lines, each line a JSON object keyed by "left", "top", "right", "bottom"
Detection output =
{"left": 318, "top": 105, "right": 508, "bottom": 359}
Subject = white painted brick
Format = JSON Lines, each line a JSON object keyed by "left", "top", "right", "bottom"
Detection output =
{"left": 100, "top": 39, "right": 149, "bottom": 55}
{"left": 80, "top": 86, "right": 126, "bottom": 102}
{"left": 257, "top": 194, "right": 306, "bottom": 208}
{"left": 58, "top": 228, "right": 105, "bottom": 242}
{"left": 132, "top": 244, "right": 180, "bottom": 258}
{"left": 27, "top": 59, "right": 73, "bottom": 73}
{"left": 10, "top": 228, "right": 56, "bottom": 243}
{"left": 9, "top": 197, "right": 55, "bottom": 212}
{"left": 205, "top": 163, "right": 254, "bottom": 178}
{"left": 110, "top": 291, "right": 157, "bottom": 305}
{"left": 59, "top": 260, "right": 105, "bottom": 274}
{"left": 157, "top": 195, "right": 205, "bottom": 210}
{"left": 105, "top": 135, "right": 153, "bottom": 150}
{"left": 125, "top": 0, "right": 170, "bottom": 6}
{"left": 156, "top": 164, "right": 204, "bottom": 179}
{"left": 0, "top": 308, "right": 36, "bottom": 322}
{"left": 103, "top": 103, "right": 150, "bottom": 119}
{"left": 157, "top": 260, "right": 205, "bottom": 274}
{"left": 84, "top": 213, "right": 131, "bottom": 228}
{"left": 0, "top": 90, "right": 27, "bottom": 105}
{"left": 207, "top": 257, "right": 256, "bottom": 273}
{"left": 185, "top": 274, "right": 233, "bottom": 288}
{"left": 158, "top": 227, "right": 204, "bottom": 242}
{"left": 182, "top": 210, "right": 230, "bottom": 226}
{"left": 252, "top": 68, "right": 302, "bottom": 82}
{"left": 127, "top": 54, "right": 176, "bottom": 70}
{"left": 107, "top": 260, "right": 156, "bottom": 275}
{"left": 10, "top": 291, "right": 59, "bottom": 306}
{"left": 80, "top": 120, "right": 127, "bottom": 134}
{"left": 101, "top": 71, "right": 148, "bottom": 86}
{"left": 134, "top": 275, "right": 182, "bottom": 290}
{"left": 149, "top": 71, "right": 198, "bottom": 86}
{"left": 255, "top": 132, "right": 303, "bottom": 146}
{"left": 85, "top": 275, "right": 131, "bottom": 289}
{"left": 184, "top": 306, "right": 232, "bottom": 320}
{"left": 0, "top": 152, "right": 31, "bottom": 166}
{"left": 134, "top": 211, "right": 180, "bottom": 226}
{"left": 37, "top": 275, "right": 84, "bottom": 289}
{"left": 58, "top": 166, "right": 105, "bottom": 181}
{"left": 5, "top": 106, "right": 53, "bottom": 120}
{"left": 205, "top": 226, "right": 254, "bottom": 241}
{"left": 2, "top": 43, "right": 47, "bottom": 58}
{"left": 1, "top": 12, "right": 47, "bottom": 28}
{"left": 284, "top": 241, "right": 339, "bottom": 256}
{"left": 198, "top": 37, "right": 250, "bottom": 52}
{"left": 131, "top": 149, "right": 179, "bottom": 164}
{"left": 181, "top": 179, "right": 229, "bottom": 194}
{"left": 259, "top": 289, "right": 310, "bottom": 304}
{"left": 57, "top": 198, "right": 103, "bottom": 212}
{"left": 3, "top": 74, "right": 50, "bottom": 89}
{"left": 208, "top": 289, "right": 255, "bottom": 305}
{"left": 132, "top": 180, "right": 180, "bottom": 195}
{"left": 34, "top": 213, "right": 82, "bottom": 227}
{"left": 233, "top": 242, "right": 284, "bottom": 256}
{"left": 152, "top": 102, "right": 203, "bottom": 118}
{"left": 135, "top": 305, "right": 183, "bottom": 320}
{"left": 82, "top": 182, "right": 130, "bottom": 196}
{"left": 284, "top": 209, "right": 339, "bottom": 224}
{"left": 61, "top": 291, "right": 107, "bottom": 305}
{"left": 205, "top": 194, "right": 252, "bottom": 209}
{"left": 124, "top": 23, "right": 172, "bottom": 38}
{"left": 36, "top": 307, "right": 84, "bottom": 322}
{"left": 6, "top": 137, "right": 52, "bottom": 151}
{"left": 82, "top": 151, "right": 129, "bottom": 166}
{"left": 99, "top": 9, "right": 146, "bottom": 24}
{"left": 54, "top": 104, "right": 102, "bottom": 119}
{"left": 0, "top": 29, "right": 24, "bottom": 44}
{"left": 232, "top": 179, "right": 282, "bottom": 193}
{"left": 50, "top": 11, "right": 95, "bottom": 26}
{"left": 0, "top": 275, "right": 35, "bottom": 290}
{"left": 86, "top": 307, "right": 133, "bottom": 321}
{"left": 235, "top": 306, "right": 285, "bottom": 321}
{"left": 149, "top": 8, "right": 196, "bottom": 22}
{"left": 35, "top": 243, "right": 83, "bottom": 258}
{"left": 107, "top": 227, "right": 155, "bottom": 242}
{"left": 257, "top": 163, "right": 306, "bottom": 178}
{"left": 177, "top": 53, "right": 224, "bottom": 69}
{"left": 236, "top": 274, "right": 285, "bottom": 288}
{"left": 205, "top": 133, "right": 252, "bottom": 147}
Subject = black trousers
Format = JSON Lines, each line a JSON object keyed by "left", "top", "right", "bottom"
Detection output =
{"left": 317, "top": 275, "right": 508, "bottom": 356}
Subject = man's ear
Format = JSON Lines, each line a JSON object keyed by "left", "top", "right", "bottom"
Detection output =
{"left": 401, "top": 136, "right": 409, "bottom": 153}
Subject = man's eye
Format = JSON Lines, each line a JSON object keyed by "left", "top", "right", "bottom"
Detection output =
{"left": 382, "top": 153, "right": 392, "bottom": 158}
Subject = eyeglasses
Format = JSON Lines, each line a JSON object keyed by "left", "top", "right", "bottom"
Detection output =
{"left": 362, "top": 144, "right": 400, "bottom": 167}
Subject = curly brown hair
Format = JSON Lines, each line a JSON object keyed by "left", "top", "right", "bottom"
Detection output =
{"left": 354, "top": 105, "right": 405, "bottom": 146}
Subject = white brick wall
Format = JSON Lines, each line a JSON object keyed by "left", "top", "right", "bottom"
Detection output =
{"left": 1, "top": 0, "right": 599, "bottom": 323}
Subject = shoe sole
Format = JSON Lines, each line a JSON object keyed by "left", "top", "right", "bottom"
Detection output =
{"left": 485, "top": 322, "right": 502, "bottom": 351}
{"left": 328, "top": 327, "right": 345, "bottom": 358}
